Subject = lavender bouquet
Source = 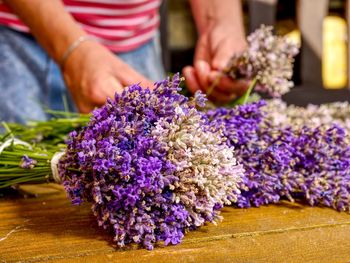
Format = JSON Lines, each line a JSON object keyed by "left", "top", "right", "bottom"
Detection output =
{"left": 223, "top": 25, "right": 299, "bottom": 100}
{"left": 0, "top": 74, "right": 243, "bottom": 249}
{"left": 207, "top": 101, "right": 350, "bottom": 211}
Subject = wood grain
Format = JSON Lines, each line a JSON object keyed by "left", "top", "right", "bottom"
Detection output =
{"left": 1, "top": 184, "right": 349, "bottom": 263}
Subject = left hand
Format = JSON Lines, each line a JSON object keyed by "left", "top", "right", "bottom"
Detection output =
{"left": 183, "top": 21, "right": 249, "bottom": 103}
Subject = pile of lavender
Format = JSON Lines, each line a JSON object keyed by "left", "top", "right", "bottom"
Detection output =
{"left": 1, "top": 76, "right": 350, "bottom": 250}
{"left": 1, "top": 23, "right": 349, "bottom": 250}
{"left": 207, "top": 101, "right": 350, "bottom": 211}
{"left": 225, "top": 25, "right": 299, "bottom": 97}
{"left": 58, "top": 74, "right": 243, "bottom": 249}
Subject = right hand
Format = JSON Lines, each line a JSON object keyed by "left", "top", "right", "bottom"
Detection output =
{"left": 182, "top": 20, "right": 248, "bottom": 104}
{"left": 62, "top": 40, "right": 153, "bottom": 113}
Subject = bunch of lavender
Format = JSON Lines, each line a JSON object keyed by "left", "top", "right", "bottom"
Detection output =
{"left": 58, "top": 74, "right": 243, "bottom": 249}
{"left": 206, "top": 101, "right": 350, "bottom": 211}
{"left": 225, "top": 25, "right": 299, "bottom": 97}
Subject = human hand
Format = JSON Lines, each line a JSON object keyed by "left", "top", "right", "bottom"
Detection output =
{"left": 62, "top": 41, "right": 153, "bottom": 113}
{"left": 183, "top": 10, "right": 249, "bottom": 103}
{"left": 4, "top": 0, "right": 153, "bottom": 113}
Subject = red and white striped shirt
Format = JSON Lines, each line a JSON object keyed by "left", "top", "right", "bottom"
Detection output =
{"left": 0, "top": 0, "right": 161, "bottom": 52}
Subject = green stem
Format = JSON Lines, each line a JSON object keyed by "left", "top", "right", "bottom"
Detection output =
{"left": 2, "top": 151, "right": 50, "bottom": 159}
{"left": 1, "top": 122, "right": 13, "bottom": 136}
{"left": 0, "top": 174, "right": 50, "bottom": 188}
{"left": 0, "top": 169, "right": 50, "bottom": 174}
{"left": 230, "top": 78, "right": 258, "bottom": 106}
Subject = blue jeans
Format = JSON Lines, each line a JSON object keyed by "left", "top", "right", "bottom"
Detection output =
{"left": 0, "top": 26, "right": 165, "bottom": 123}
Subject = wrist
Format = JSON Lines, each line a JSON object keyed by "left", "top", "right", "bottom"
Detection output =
{"left": 59, "top": 35, "right": 96, "bottom": 70}
{"left": 62, "top": 40, "right": 102, "bottom": 73}
{"left": 191, "top": 0, "right": 244, "bottom": 36}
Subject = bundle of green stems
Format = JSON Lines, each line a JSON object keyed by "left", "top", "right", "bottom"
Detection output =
{"left": 0, "top": 112, "right": 89, "bottom": 188}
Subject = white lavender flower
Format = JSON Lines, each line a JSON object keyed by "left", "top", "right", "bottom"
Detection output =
{"left": 152, "top": 106, "right": 243, "bottom": 225}
{"left": 264, "top": 99, "right": 350, "bottom": 130}
{"left": 226, "top": 25, "right": 299, "bottom": 97}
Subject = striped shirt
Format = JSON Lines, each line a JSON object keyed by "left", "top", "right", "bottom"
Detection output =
{"left": 0, "top": 0, "right": 161, "bottom": 52}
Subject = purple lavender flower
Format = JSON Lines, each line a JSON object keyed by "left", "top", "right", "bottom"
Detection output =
{"left": 207, "top": 101, "right": 350, "bottom": 211}
{"left": 20, "top": 155, "right": 37, "bottom": 169}
{"left": 59, "top": 74, "right": 243, "bottom": 249}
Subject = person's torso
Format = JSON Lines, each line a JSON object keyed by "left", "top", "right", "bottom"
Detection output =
{"left": 0, "top": 0, "right": 161, "bottom": 52}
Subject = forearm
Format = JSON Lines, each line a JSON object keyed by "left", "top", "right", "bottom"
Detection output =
{"left": 4, "top": 0, "right": 86, "bottom": 63}
{"left": 189, "top": 0, "right": 245, "bottom": 36}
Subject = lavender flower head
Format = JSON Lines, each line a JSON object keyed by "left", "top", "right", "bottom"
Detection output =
{"left": 58, "top": 74, "right": 243, "bottom": 249}
{"left": 20, "top": 155, "right": 37, "bottom": 169}
{"left": 226, "top": 25, "right": 299, "bottom": 97}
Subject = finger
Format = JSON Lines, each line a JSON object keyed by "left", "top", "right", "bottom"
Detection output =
{"left": 182, "top": 66, "right": 202, "bottom": 94}
{"left": 211, "top": 39, "right": 247, "bottom": 70}
{"left": 208, "top": 89, "right": 237, "bottom": 104}
{"left": 211, "top": 39, "right": 232, "bottom": 70}
{"left": 194, "top": 33, "right": 211, "bottom": 63}
{"left": 78, "top": 103, "right": 95, "bottom": 114}
{"left": 211, "top": 52, "right": 229, "bottom": 71}
{"left": 209, "top": 72, "right": 249, "bottom": 96}
{"left": 216, "top": 78, "right": 249, "bottom": 97}
{"left": 194, "top": 60, "right": 210, "bottom": 89}
{"left": 91, "top": 75, "right": 124, "bottom": 105}
{"left": 105, "top": 75, "right": 124, "bottom": 95}
{"left": 113, "top": 62, "right": 154, "bottom": 89}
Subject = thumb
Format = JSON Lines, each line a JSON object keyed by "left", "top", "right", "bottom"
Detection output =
{"left": 211, "top": 40, "right": 234, "bottom": 70}
{"left": 105, "top": 75, "right": 124, "bottom": 95}
{"left": 114, "top": 63, "right": 154, "bottom": 90}
{"left": 93, "top": 75, "right": 124, "bottom": 105}
{"left": 194, "top": 33, "right": 211, "bottom": 64}
{"left": 211, "top": 39, "right": 247, "bottom": 70}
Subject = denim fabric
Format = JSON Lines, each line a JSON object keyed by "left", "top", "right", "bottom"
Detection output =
{"left": 0, "top": 26, "right": 165, "bottom": 123}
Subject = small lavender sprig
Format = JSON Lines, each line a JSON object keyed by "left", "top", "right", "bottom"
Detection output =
{"left": 225, "top": 25, "right": 299, "bottom": 98}
{"left": 20, "top": 155, "right": 38, "bottom": 169}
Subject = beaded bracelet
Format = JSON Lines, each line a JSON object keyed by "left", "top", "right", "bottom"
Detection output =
{"left": 59, "top": 35, "right": 95, "bottom": 70}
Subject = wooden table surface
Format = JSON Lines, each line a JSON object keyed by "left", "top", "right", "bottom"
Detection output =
{"left": 1, "top": 184, "right": 350, "bottom": 263}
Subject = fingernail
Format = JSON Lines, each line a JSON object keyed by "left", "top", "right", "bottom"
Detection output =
{"left": 212, "top": 59, "right": 227, "bottom": 71}
{"left": 208, "top": 71, "right": 222, "bottom": 82}
{"left": 195, "top": 60, "right": 209, "bottom": 72}
{"left": 183, "top": 66, "right": 190, "bottom": 73}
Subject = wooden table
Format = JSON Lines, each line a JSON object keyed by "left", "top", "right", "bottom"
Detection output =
{"left": 1, "top": 184, "right": 350, "bottom": 263}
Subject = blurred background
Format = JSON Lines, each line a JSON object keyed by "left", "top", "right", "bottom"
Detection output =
{"left": 162, "top": 0, "right": 350, "bottom": 105}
